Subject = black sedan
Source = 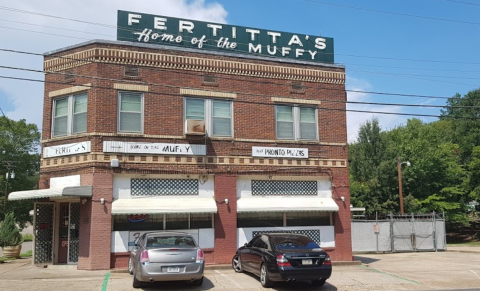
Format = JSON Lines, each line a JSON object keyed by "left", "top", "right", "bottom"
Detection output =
{"left": 232, "top": 233, "right": 332, "bottom": 287}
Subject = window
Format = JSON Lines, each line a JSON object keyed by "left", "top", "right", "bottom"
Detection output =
{"left": 185, "top": 98, "right": 232, "bottom": 137}
{"left": 52, "top": 93, "right": 87, "bottom": 137}
{"left": 112, "top": 213, "right": 213, "bottom": 231}
{"left": 238, "top": 212, "right": 331, "bottom": 228}
{"left": 275, "top": 105, "right": 317, "bottom": 140}
{"left": 118, "top": 92, "right": 143, "bottom": 133}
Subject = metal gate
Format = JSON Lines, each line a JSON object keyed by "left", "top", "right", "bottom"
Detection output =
{"left": 33, "top": 202, "right": 54, "bottom": 264}
{"left": 68, "top": 202, "right": 80, "bottom": 263}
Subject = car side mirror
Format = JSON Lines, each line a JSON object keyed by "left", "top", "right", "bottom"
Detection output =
{"left": 244, "top": 243, "right": 248, "bottom": 247}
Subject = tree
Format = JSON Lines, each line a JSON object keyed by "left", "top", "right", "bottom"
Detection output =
{"left": 0, "top": 116, "right": 40, "bottom": 227}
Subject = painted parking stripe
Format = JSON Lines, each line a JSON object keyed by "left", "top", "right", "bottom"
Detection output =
{"left": 360, "top": 265, "right": 419, "bottom": 284}
{"left": 214, "top": 270, "right": 243, "bottom": 288}
{"left": 101, "top": 272, "right": 110, "bottom": 291}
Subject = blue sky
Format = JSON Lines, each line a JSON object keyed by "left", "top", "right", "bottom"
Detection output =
{"left": 0, "top": 0, "right": 478, "bottom": 142}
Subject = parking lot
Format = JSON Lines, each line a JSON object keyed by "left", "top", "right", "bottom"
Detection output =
{"left": 1, "top": 247, "right": 479, "bottom": 291}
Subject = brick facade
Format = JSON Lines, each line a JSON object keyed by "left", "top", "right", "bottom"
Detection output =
{"left": 39, "top": 40, "right": 352, "bottom": 269}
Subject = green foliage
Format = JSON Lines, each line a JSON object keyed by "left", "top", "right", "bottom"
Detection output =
{"left": 20, "top": 250, "right": 32, "bottom": 257}
{"left": 0, "top": 212, "right": 23, "bottom": 247}
{"left": 0, "top": 116, "right": 40, "bottom": 227}
{"left": 22, "top": 233, "right": 33, "bottom": 242}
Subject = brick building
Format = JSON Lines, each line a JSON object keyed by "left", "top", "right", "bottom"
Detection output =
{"left": 9, "top": 11, "right": 352, "bottom": 270}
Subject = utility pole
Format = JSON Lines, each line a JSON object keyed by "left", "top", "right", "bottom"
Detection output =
{"left": 2, "top": 160, "right": 17, "bottom": 218}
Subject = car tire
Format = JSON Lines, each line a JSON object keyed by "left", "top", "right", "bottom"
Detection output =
{"left": 132, "top": 270, "right": 142, "bottom": 289}
{"left": 128, "top": 257, "right": 133, "bottom": 275}
{"left": 192, "top": 276, "right": 204, "bottom": 286}
{"left": 232, "top": 255, "right": 243, "bottom": 273}
{"left": 260, "top": 263, "right": 273, "bottom": 288}
{"left": 311, "top": 278, "right": 326, "bottom": 286}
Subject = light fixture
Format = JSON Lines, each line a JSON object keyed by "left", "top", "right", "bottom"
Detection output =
{"left": 100, "top": 198, "right": 105, "bottom": 205}
{"left": 224, "top": 198, "right": 229, "bottom": 205}
{"left": 397, "top": 157, "right": 411, "bottom": 214}
{"left": 341, "top": 196, "right": 345, "bottom": 202}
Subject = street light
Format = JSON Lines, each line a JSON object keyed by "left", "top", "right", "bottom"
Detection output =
{"left": 397, "top": 158, "right": 411, "bottom": 214}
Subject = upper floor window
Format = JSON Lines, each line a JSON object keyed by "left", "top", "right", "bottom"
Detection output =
{"left": 52, "top": 93, "right": 87, "bottom": 137}
{"left": 275, "top": 105, "right": 317, "bottom": 140}
{"left": 118, "top": 91, "right": 143, "bottom": 133}
{"left": 185, "top": 98, "right": 232, "bottom": 137}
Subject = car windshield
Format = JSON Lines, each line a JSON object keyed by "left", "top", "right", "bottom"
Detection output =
{"left": 145, "top": 235, "right": 196, "bottom": 248}
{"left": 271, "top": 235, "right": 320, "bottom": 250}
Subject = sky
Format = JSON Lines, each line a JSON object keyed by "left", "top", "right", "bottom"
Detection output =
{"left": 0, "top": 0, "right": 479, "bottom": 142}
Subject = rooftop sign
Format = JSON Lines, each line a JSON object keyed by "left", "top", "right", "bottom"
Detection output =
{"left": 117, "top": 10, "right": 334, "bottom": 63}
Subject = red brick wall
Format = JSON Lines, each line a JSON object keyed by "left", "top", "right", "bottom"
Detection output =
{"left": 331, "top": 174, "right": 353, "bottom": 261}
{"left": 214, "top": 175, "right": 238, "bottom": 264}
{"left": 78, "top": 173, "right": 113, "bottom": 270}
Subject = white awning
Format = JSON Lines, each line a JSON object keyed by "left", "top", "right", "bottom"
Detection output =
{"left": 237, "top": 197, "right": 339, "bottom": 212}
{"left": 8, "top": 186, "right": 93, "bottom": 201}
{"left": 111, "top": 197, "right": 218, "bottom": 215}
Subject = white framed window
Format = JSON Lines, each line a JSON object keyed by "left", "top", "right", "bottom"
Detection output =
{"left": 184, "top": 98, "right": 233, "bottom": 137}
{"left": 275, "top": 105, "right": 317, "bottom": 140}
{"left": 118, "top": 91, "right": 143, "bottom": 133}
{"left": 52, "top": 93, "right": 87, "bottom": 137}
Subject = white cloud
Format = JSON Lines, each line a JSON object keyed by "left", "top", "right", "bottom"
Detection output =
{"left": 346, "top": 76, "right": 408, "bottom": 143}
{"left": 0, "top": 0, "right": 227, "bottom": 131}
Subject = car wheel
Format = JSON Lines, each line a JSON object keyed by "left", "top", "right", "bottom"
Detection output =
{"left": 128, "top": 257, "right": 133, "bottom": 275}
{"left": 192, "top": 276, "right": 204, "bottom": 286}
{"left": 311, "top": 278, "right": 326, "bottom": 286}
{"left": 232, "top": 255, "right": 243, "bottom": 273}
{"left": 132, "top": 270, "right": 142, "bottom": 289}
{"left": 260, "top": 263, "right": 273, "bottom": 288}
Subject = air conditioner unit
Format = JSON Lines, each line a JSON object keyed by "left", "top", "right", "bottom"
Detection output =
{"left": 185, "top": 119, "right": 206, "bottom": 135}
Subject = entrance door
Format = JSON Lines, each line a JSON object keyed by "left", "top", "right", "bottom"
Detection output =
{"left": 57, "top": 203, "right": 69, "bottom": 264}
{"left": 34, "top": 202, "right": 55, "bottom": 264}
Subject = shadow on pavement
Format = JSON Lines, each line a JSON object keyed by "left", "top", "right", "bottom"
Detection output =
{"left": 353, "top": 255, "right": 380, "bottom": 264}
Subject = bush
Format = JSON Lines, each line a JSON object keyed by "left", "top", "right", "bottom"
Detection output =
{"left": 0, "top": 212, "right": 24, "bottom": 247}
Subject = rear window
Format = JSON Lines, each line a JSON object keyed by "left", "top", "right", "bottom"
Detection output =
{"left": 145, "top": 235, "right": 196, "bottom": 248}
{"left": 271, "top": 235, "right": 320, "bottom": 250}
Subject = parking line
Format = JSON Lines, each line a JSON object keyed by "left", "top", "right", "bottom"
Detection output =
{"left": 214, "top": 270, "right": 243, "bottom": 288}
{"left": 101, "top": 272, "right": 111, "bottom": 291}
{"left": 360, "top": 265, "right": 419, "bottom": 284}
{"left": 469, "top": 269, "right": 480, "bottom": 280}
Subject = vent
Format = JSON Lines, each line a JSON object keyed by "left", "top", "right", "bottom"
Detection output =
{"left": 291, "top": 81, "right": 304, "bottom": 91}
{"left": 185, "top": 119, "right": 206, "bottom": 135}
{"left": 64, "top": 70, "right": 75, "bottom": 82}
{"left": 202, "top": 74, "right": 217, "bottom": 84}
{"left": 125, "top": 65, "right": 139, "bottom": 77}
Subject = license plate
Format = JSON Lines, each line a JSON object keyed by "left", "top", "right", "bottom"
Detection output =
{"left": 302, "top": 259, "right": 313, "bottom": 265}
{"left": 167, "top": 267, "right": 180, "bottom": 273}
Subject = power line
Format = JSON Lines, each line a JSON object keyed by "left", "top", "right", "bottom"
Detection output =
{"left": 0, "top": 74, "right": 478, "bottom": 120}
{"left": 441, "top": 0, "right": 480, "bottom": 7}
{"left": 0, "top": 47, "right": 463, "bottom": 99}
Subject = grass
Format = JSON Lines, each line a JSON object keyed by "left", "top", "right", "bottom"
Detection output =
{"left": 20, "top": 250, "right": 32, "bottom": 257}
{"left": 22, "top": 234, "right": 33, "bottom": 242}
{"left": 447, "top": 241, "right": 480, "bottom": 246}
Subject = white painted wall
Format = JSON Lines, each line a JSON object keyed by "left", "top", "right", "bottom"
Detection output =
{"left": 111, "top": 228, "right": 215, "bottom": 252}
{"left": 113, "top": 174, "right": 215, "bottom": 199}
{"left": 236, "top": 176, "right": 332, "bottom": 198}
{"left": 237, "top": 226, "right": 335, "bottom": 248}
{"left": 50, "top": 175, "right": 81, "bottom": 188}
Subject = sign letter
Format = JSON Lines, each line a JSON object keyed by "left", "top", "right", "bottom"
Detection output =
{"left": 128, "top": 14, "right": 141, "bottom": 25}
{"left": 179, "top": 21, "right": 194, "bottom": 33}
{"left": 154, "top": 17, "right": 167, "bottom": 30}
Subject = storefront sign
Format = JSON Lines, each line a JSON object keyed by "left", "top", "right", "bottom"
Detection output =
{"left": 252, "top": 146, "right": 308, "bottom": 158}
{"left": 103, "top": 141, "right": 206, "bottom": 155}
{"left": 43, "top": 141, "right": 91, "bottom": 158}
{"left": 127, "top": 214, "right": 149, "bottom": 222}
{"left": 117, "top": 10, "right": 334, "bottom": 63}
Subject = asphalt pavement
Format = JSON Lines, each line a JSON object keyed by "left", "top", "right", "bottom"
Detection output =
{"left": 1, "top": 246, "right": 479, "bottom": 291}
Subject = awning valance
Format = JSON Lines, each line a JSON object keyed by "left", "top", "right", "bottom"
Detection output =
{"left": 237, "top": 197, "right": 339, "bottom": 212}
{"left": 8, "top": 186, "right": 93, "bottom": 201}
{"left": 111, "top": 197, "right": 218, "bottom": 215}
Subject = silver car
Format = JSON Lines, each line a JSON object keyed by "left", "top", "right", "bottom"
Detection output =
{"left": 128, "top": 231, "right": 205, "bottom": 288}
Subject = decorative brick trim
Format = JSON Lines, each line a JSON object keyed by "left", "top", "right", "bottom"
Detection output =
{"left": 40, "top": 152, "right": 347, "bottom": 169}
{"left": 271, "top": 97, "right": 321, "bottom": 105}
{"left": 180, "top": 88, "right": 237, "bottom": 99}
{"left": 113, "top": 83, "right": 148, "bottom": 92}
{"left": 44, "top": 48, "right": 345, "bottom": 84}
{"left": 48, "top": 83, "right": 91, "bottom": 98}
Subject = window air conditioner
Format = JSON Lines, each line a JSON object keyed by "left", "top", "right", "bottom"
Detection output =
{"left": 185, "top": 119, "right": 206, "bottom": 135}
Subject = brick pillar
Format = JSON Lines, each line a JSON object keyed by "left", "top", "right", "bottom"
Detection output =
{"left": 332, "top": 175, "right": 353, "bottom": 261}
{"left": 214, "top": 175, "right": 237, "bottom": 264}
{"left": 78, "top": 173, "right": 113, "bottom": 270}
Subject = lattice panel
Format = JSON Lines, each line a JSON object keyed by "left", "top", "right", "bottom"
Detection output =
{"left": 252, "top": 229, "right": 321, "bottom": 245}
{"left": 34, "top": 203, "right": 54, "bottom": 264}
{"left": 131, "top": 179, "right": 199, "bottom": 196}
{"left": 69, "top": 202, "right": 80, "bottom": 263}
{"left": 252, "top": 180, "right": 317, "bottom": 196}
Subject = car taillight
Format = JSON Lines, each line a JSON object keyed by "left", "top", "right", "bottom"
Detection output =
{"left": 196, "top": 249, "right": 205, "bottom": 263}
{"left": 140, "top": 250, "right": 149, "bottom": 263}
{"left": 323, "top": 254, "right": 331, "bottom": 266}
{"left": 276, "top": 254, "right": 291, "bottom": 267}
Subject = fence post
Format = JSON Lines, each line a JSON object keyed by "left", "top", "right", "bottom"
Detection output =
{"left": 389, "top": 212, "right": 394, "bottom": 253}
